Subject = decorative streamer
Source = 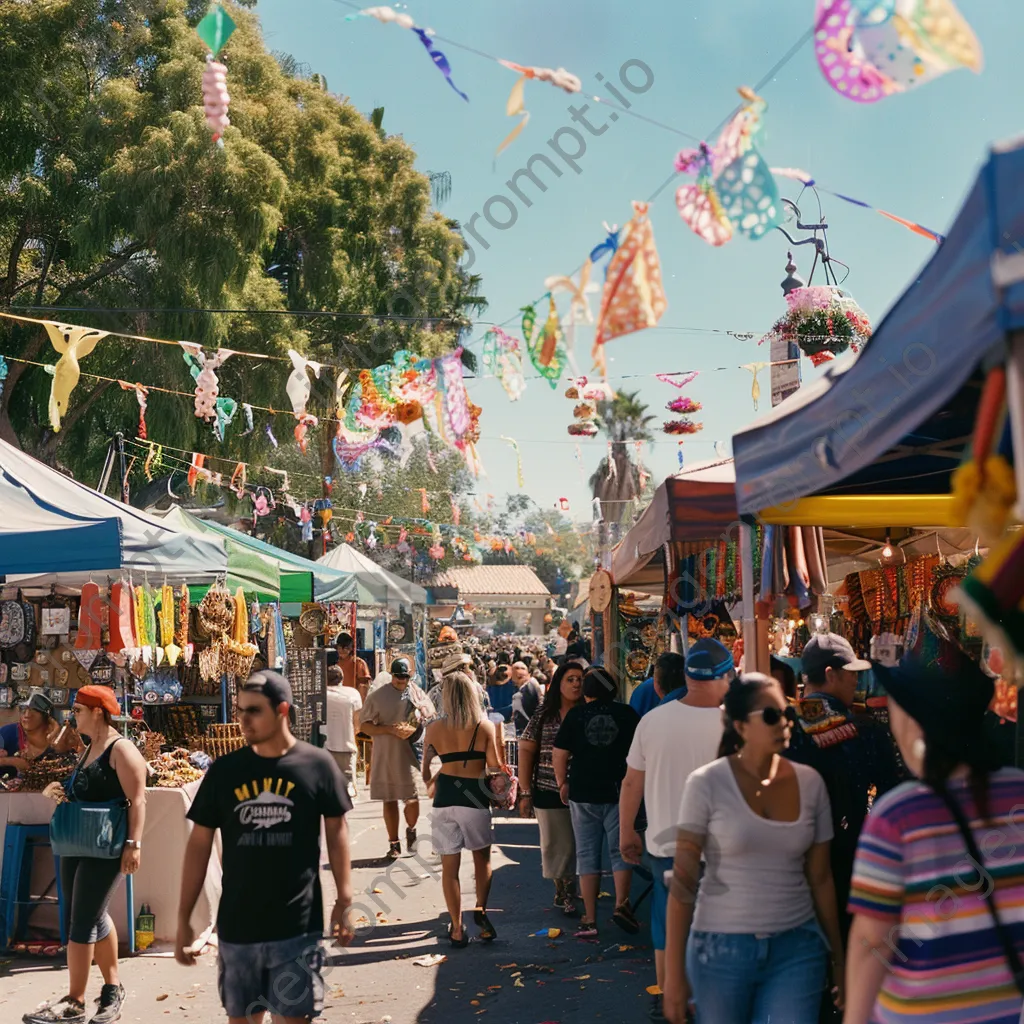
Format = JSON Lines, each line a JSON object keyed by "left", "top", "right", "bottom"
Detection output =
{"left": 450, "top": 497, "right": 461, "bottom": 526}
{"left": 230, "top": 462, "right": 247, "bottom": 498}
{"left": 522, "top": 302, "right": 565, "bottom": 388}
{"left": 180, "top": 343, "right": 232, "bottom": 423}
{"left": 196, "top": 5, "right": 235, "bottom": 144}
{"left": 187, "top": 453, "right": 205, "bottom": 493}
{"left": 593, "top": 201, "right": 668, "bottom": 372}
{"left": 143, "top": 443, "right": 162, "bottom": 482}
{"left": 265, "top": 422, "right": 278, "bottom": 448}
{"left": 118, "top": 381, "right": 149, "bottom": 439}
{"left": 482, "top": 326, "right": 526, "bottom": 400}
{"left": 418, "top": 488, "right": 431, "bottom": 514}
{"left": 44, "top": 322, "right": 108, "bottom": 432}
{"left": 742, "top": 361, "right": 769, "bottom": 411}
{"left": 347, "top": 7, "right": 469, "bottom": 101}
{"left": 439, "top": 348, "right": 471, "bottom": 438}
{"left": 656, "top": 371, "right": 699, "bottom": 389}
{"left": 574, "top": 443, "right": 585, "bottom": 484}
{"left": 240, "top": 403, "right": 254, "bottom": 435}
{"left": 495, "top": 61, "right": 581, "bottom": 156}
{"left": 500, "top": 436, "right": 525, "bottom": 488}
{"left": 285, "top": 349, "right": 322, "bottom": 420}
{"left": 0, "top": 355, "right": 7, "bottom": 402}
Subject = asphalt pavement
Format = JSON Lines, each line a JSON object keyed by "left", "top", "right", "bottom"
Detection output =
{"left": 2, "top": 792, "right": 658, "bottom": 1023}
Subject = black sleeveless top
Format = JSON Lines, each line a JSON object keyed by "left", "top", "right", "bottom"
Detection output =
{"left": 71, "top": 739, "right": 127, "bottom": 803}
{"left": 433, "top": 723, "right": 489, "bottom": 809}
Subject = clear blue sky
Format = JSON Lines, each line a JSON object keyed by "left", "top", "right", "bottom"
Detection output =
{"left": 256, "top": 0, "right": 1019, "bottom": 521}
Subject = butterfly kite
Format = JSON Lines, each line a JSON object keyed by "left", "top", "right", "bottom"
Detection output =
{"left": 674, "top": 86, "right": 782, "bottom": 247}
{"left": 347, "top": 6, "right": 469, "bottom": 101}
{"left": 813, "top": 0, "right": 982, "bottom": 104}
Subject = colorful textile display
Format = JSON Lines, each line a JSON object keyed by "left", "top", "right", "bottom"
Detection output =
{"left": 347, "top": 7, "right": 469, "bottom": 101}
{"left": 44, "top": 322, "right": 108, "bottom": 432}
{"left": 674, "top": 87, "right": 781, "bottom": 247}
{"left": 592, "top": 201, "right": 667, "bottom": 371}
{"left": 813, "top": 0, "right": 982, "bottom": 104}
{"left": 482, "top": 327, "right": 526, "bottom": 400}
{"left": 496, "top": 60, "right": 582, "bottom": 156}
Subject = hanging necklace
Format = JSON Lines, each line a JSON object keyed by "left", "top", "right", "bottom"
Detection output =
{"left": 736, "top": 753, "right": 779, "bottom": 798}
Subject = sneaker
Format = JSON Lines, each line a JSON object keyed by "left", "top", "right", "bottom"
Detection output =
{"left": 406, "top": 827, "right": 418, "bottom": 853}
{"left": 386, "top": 841, "right": 402, "bottom": 861}
{"left": 22, "top": 995, "right": 87, "bottom": 1023}
{"left": 648, "top": 993, "right": 667, "bottom": 1021}
{"left": 88, "top": 984, "right": 125, "bottom": 1024}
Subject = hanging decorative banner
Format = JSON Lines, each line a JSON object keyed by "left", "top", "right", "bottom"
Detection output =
{"left": 0, "top": 355, "right": 7, "bottom": 402}
{"left": 655, "top": 370, "right": 699, "bottom": 389}
{"left": 265, "top": 422, "right": 278, "bottom": 448}
{"left": 812, "top": 0, "right": 982, "bottom": 105}
{"left": 439, "top": 348, "right": 471, "bottom": 439}
{"left": 196, "top": 6, "right": 235, "bottom": 144}
{"left": 44, "top": 322, "right": 109, "bottom": 432}
{"left": 495, "top": 61, "right": 581, "bottom": 156}
{"left": 482, "top": 327, "right": 526, "bottom": 400}
{"left": 240, "top": 402, "right": 254, "bottom": 435}
{"left": 180, "top": 343, "right": 233, "bottom": 423}
{"left": 593, "top": 201, "right": 667, "bottom": 372}
{"left": 143, "top": 443, "right": 162, "bottom": 481}
{"left": 118, "top": 381, "right": 149, "bottom": 439}
{"left": 500, "top": 436, "right": 525, "bottom": 488}
{"left": 742, "top": 361, "right": 769, "bottom": 411}
{"left": 230, "top": 462, "right": 247, "bottom": 498}
{"left": 521, "top": 303, "right": 565, "bottom": 388}
{"left": 674, "top": 87, "right": 781, "bottom": 247}
{"left": 347, "top": 7, "right": 469, "bottom": 101}
{"left": 286, "top": 349, "right": 323, "bottom": 420}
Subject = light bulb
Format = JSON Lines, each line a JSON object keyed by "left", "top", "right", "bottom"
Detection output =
{"left": 882, "top": 530, "right": 893, "bottom": 559}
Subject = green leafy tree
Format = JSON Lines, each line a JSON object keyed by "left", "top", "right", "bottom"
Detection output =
{"left": 0, "top": 0, "right": 480, "bottom": 504}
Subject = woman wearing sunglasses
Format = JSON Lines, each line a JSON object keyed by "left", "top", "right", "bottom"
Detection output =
{"left": 662, "top": 673, "right": 844, "bottom": 1024}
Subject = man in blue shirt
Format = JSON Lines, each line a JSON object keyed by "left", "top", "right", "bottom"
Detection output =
{"left": 485, "top": 664, "right": 515, "bottom": 722}
{"left": 628, "top": 639, "right": 733, "bottom": 717}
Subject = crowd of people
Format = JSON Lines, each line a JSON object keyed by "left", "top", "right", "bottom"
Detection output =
{"left": 19, "top": 622, "right": 1024, "bottom": 1024}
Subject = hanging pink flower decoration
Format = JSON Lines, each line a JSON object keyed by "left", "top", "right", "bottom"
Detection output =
{"left": 666, "top": 396, "right": 703, "bottom": 414}
{"left": 568, "top": 421, "right": 598, "bottom": 437}
{"left": 663, "top": 419, "right": 704, "bottom": 435}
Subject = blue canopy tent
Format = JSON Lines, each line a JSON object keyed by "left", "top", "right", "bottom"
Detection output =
{"left": 733, "top": 137, "right": 1024, "bottom": 514}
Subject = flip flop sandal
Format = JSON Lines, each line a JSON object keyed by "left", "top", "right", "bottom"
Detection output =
{"left": 561, "top": 894, "right": 578, "bottom": 916}
{"left": 474, "top": 908, "right": 497, "bottom": 942}
{"left": 612, "top": 902, "right": 641, "bottom": 934}
{"left": 573, "top": 921, "right": 599, "bottom": 939}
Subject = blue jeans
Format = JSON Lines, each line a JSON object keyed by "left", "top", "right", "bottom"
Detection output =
{"left": 686, "top": 919, "right": 828, "bottom": 1024}
{"left": 649, "top": 853, "right": 674, "bottom": 951}
{"left": 569, "top": 800, "right": 628, "bottom": 875}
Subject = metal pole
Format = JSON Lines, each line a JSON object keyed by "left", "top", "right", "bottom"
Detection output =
{"left": 1006, "top": 332, "right": 1024, "bottom": 767}
{"left": 739, "top": 520, "right": 757, "bottom": 674}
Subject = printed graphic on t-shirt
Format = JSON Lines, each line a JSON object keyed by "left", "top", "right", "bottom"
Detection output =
{"left": 231, "top": 776, "right": 296, "bottom": 844}
{"left": 585, "top": 712, "right": 620, "bottom": 747}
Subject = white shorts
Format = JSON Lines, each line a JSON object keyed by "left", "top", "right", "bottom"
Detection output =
{"left": 430, "top": 805, "right": 493, "bottom": 855}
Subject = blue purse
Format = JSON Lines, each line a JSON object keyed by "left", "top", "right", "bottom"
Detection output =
{"left": 49, "top": 747, "right": 129, "bottom": 860}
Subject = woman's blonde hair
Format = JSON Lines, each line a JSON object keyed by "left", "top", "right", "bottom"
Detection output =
{"left": 442, "top": 672, "right": 482, "bottom": 730}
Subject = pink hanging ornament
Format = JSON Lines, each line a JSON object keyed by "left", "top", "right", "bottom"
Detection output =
{"left": 202, "top": 56, "right": 231, "bottom": 143}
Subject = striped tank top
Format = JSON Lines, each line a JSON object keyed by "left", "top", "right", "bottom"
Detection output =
{"left": 849, "top": 767, "right": 1024, "bottom": 1023}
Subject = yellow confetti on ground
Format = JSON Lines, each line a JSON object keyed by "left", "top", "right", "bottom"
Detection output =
{"left": 647, "top": 984, "right": 663, "bottom": 995}
{"left": 514, "top": 978, "right": 525, "bottom": 988}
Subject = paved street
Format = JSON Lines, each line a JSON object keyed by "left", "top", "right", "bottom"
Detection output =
{"left": 2, "top": 794, "right": 658, "bottom": 1023}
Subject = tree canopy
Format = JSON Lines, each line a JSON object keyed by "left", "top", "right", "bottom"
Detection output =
{"left": 0, "top": 0, "right": 477, "bottom": 495}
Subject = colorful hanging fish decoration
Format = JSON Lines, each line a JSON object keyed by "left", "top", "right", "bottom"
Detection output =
{"left": 813, "top": 0, "right": 982, "bottom": 104}
{"left": 496, "top": 60, "right": 582, "bottom": 156}
{"left": 347, "top": 7, "right": 469, "bottom": 101}
{"left": 592, "top": 201, "right": 667, "bottom": 372}
{"left": 482, "top": 327, "right": 526, "bottom": 401}
{"left": 674, "top": 87, "right": 782, "bottom": 247}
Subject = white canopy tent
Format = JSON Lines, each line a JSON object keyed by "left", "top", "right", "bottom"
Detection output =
{"left": 316, "top": 543, "right": 426, "bottom": 610}
{"left": 0, "top": 439, "right": 233, "bottom": 591}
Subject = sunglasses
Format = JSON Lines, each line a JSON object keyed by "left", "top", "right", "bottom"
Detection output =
{"left": 756, "top": 705, "right": 798, "bottom": 726}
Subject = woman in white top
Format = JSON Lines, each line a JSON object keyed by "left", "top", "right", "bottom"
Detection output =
{"left": 662, "top": 673, "right": 845, "bottom": 1024}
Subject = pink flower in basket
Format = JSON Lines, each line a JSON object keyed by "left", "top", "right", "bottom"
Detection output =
{"left": 785, "top": 286, "right": 836, "bottom": 312}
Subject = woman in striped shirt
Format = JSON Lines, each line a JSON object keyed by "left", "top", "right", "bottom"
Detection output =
{"left": 846, "top": 649, "right": 1024, "bottom": 1024}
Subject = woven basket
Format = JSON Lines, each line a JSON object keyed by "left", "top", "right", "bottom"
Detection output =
{"left": 198, "top": 587, "right": 235, "bottom": 637}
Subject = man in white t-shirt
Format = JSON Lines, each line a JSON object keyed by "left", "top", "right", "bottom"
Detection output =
{"left": 325, "top": 665, "right": 363, "bottom": 798}
{"left": 618, "top": 641, "right": 733, "bottom": 1020}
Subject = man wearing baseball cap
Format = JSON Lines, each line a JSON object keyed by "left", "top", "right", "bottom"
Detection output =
{"left": 359, "top": 659, "right": 436, "bottom": 860}
{"left": 176, "top": 671, "right": 354, "bottom": 1022}
{"left": 786, "top": 634, "right": 902, "bottom": 941}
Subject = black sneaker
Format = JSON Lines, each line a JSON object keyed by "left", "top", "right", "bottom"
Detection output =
{"left": 648, "top": 993, "right": 667, "bottom": 1021}
{"left": 88, "top": 984, "right": 124, "bottom": 1024}
{"left": 386, "top": 840, "right": 402, "bottom": 861}
{"left": 406, "top": 827, "right": 418, "bottom": 853}
{"left": 22, "top": 996, "right": 87, "bottom": 1024}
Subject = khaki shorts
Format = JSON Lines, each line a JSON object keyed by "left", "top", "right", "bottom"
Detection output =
{"left": 430, "top": 805, "right": 493, "bottom": 855}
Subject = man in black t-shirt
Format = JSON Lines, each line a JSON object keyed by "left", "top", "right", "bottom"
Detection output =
{"left": 176, "top": 671, "right": 354, "bottom": 1022}
{"left": 552, "top": 667, "right": 640, "bottom": 939}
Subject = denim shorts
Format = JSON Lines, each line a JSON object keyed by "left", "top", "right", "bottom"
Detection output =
{"left": 569, "top": 800, "right": 628, "bottom": 875}
{"left": 218, "top": 932, "right": 326, "bottom": 1020}
{"left": 686, "top": 919, "right": 828, "bottom": 1024}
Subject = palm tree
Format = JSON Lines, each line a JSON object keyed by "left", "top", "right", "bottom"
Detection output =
{"left": 589, "top": 390, "right": 655, "bottom": 548}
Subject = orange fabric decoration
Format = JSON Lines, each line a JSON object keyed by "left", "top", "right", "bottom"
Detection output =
{"left": 75, "top": 582, "right": 106, "bottom": 650}
{"left": 394, "top": 400, "right": 424, "bottom": 424}
{"left": 593, "top": 201, "right": 667, "bottom": 370}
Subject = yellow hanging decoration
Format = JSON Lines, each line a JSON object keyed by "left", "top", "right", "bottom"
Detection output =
{"left": 233, "top": 587, "right": 249, "bottom": 644}
{"left": 44, "top": 322, "right": 109, "bottom": 432}
{"left": 496, "top": 74, "right": 529, "bottom": 157}
{"left": 741, "top": 362, "right": 769, "bottom": 411}
{"left": 160, "top": 585, "right": 175, "bottom": 648}
{"left": 500, "top": 435, "right": 525, "bottom": 488}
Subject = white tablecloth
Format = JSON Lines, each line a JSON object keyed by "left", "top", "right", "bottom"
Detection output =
{"left": 0, "top": 784, "right": 221, "bottom": 942}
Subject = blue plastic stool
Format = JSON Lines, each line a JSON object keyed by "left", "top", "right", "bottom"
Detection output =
{"left": 0, "top": 824, "right": 65, "bottom": 949}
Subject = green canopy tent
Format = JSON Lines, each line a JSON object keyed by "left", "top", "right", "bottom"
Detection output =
{"left": 162, "top": 509, "right": 363, "bottom": 604}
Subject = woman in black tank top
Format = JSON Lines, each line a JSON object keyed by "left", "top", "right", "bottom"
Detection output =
{"left": 32, "top": 686, "right": 148, "bottom": 1024}
{"left": 422, "top": 673, "right": 503, "bottom": 946}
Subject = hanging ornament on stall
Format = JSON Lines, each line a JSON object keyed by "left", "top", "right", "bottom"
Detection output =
{"left": 347, "top": 7, "right": 469, "bottom": 101}
{"left": 741, "top": 362, "right": 769, "bottom": 411}
{"left": 813, "top": 0, "right": 982, "bottom": 105}
{"left": 521, "top": 300, "right": 567, "bottom": 388}
{"left": 496, "top": 60, "right": 582, "bottom": 156}
{"left": 673, "top": 87, "right": 782, "bottom": 248}
{"left": 667, "top": 396, "right": 703, "bottom": 414}
{"left": 592, "top": 201, "right": 667, "bottom": 374}
{"left": 760, "top": 285, "right": 872, "bottom": 362}
{"left": 180, "top": 343, "right": 233, "bottom": 423}
{"left": 44, "top": 322, "right": 109, "bottom": 432}
{"left": 118, "top": 381, "right": 149, "bottom": 439}
{"left": 196, "top": 6, "right": 236, "bottom": 144}
{"left": 663, "top": 419, "right": 704, "bottom": 435}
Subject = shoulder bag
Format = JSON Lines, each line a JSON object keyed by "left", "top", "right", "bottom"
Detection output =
{"left": 936, "top": 784, "right": 1024, "bottom": 996}
{"left": 50, "top": 741, "right": 129, "bottom": 860}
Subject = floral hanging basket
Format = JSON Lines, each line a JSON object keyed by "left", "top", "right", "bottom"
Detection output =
{"left": 761, "top": 285, "right": 872, "bottom": 362}
{"left": 568, "top": 421, "right": 599, "bottom": 437}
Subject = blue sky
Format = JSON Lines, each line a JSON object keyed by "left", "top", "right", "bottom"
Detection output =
{"left": 255, "top": 0, "right": 1019, "bottom": 521}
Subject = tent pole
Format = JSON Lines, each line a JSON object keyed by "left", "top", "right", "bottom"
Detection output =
{"left": 739, "top": 520, "right": 757, "bottom": 674}
{"left": 1007, "top": 332, "right": 1024, "bottom": 768}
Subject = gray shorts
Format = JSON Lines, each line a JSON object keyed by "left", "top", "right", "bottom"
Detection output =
{"left": 217, "top": 932, "right": 326, "bottom": 1020}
